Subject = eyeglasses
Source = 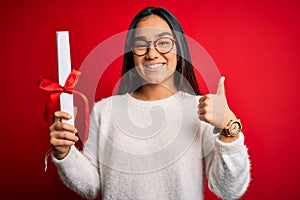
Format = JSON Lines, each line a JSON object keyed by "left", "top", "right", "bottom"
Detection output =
{"left": 132, "top": 37, "right": 176, "bottom": 56}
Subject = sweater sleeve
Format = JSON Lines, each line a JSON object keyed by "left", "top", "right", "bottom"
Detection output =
{"left": 203, "top": 125, "right": 251, "bottom": 200}
{"left": 52, "top": 104, "right": 102, "bottom": 199}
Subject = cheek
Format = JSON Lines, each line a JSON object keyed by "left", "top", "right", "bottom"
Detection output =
{"left": 133, "top": 56, "right": 142, "bottom": 66}
{"left": 166, "top": 44, "right": 178, "bottom": 69}
{"left": 166, "top": 54, "right": 178, "bottom": 69}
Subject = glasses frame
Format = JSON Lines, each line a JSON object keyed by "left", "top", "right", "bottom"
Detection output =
{"left": 132, "top": 37, "right": 176, "bottom": 56}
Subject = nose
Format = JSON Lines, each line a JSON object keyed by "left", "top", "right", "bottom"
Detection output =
{"left": 145, "top": 42, "right": 159, "bottom": 60}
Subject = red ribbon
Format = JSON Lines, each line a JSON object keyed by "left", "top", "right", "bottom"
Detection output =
{"left": 37, "top": 69, "right": 89, "bottom": 142}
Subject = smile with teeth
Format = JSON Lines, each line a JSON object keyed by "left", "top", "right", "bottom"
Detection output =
{"left": 143, "top": 63, "right": 165, "bottom": 70}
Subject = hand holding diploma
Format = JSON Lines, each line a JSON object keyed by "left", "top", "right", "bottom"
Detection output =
{"left": 49, "top": 111, "right": 78, "bottom": 159}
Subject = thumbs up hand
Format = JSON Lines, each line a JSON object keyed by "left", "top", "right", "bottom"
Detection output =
{"left": 198, "top": 76, "right": 236, "bottom": 129}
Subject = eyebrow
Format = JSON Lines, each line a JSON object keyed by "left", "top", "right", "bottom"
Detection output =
{"left": 134, "top": 32, "right": 173, "bottom": 41}
{"left": 157, "top": 32, "right": 173, "bottom": 37}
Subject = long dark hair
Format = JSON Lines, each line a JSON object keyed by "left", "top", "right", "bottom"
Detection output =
{"left": 117, "top": 7, "right": 201, "bottom": 95}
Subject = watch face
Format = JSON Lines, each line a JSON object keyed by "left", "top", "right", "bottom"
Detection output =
{"left": 229, "top": 121, "right": 241, "bottom": 136}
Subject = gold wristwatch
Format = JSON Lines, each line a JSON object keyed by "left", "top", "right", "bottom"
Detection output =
{"left": 223, "top": 119, "right": 242, "bottom": 137}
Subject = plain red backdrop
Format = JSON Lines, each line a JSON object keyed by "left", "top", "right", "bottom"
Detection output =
{"left": 0, "top": 0, "right": 299, "bottom": 199}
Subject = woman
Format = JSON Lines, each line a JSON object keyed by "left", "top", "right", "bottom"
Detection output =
{"left": 50, "top": 7, "right": 250, "bottom": 200}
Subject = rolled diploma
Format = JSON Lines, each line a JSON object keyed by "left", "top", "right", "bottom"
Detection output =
{"left": 56, "top": 31, "right": 74, "bottom": 125}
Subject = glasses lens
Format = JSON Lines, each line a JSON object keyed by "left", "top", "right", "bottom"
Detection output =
{"left": 133, "top": 40, "right": 148, "bottom": 56}
{"left": 132, "top": 38, "right": 174, "bottom": 56}
{"left": 156, "top": 38, "right": 173, "bottom": 53}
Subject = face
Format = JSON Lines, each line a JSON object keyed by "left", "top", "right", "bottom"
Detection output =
{"left": 133, "top": 14, "right": 178, "bottom": 87}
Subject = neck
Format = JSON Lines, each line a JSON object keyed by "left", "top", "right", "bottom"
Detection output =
{"left": 132, "top": 83, "right": 178, "bottom": 101}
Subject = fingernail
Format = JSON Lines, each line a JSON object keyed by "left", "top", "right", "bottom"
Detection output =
{"left": 74, "top": 128, "right": 78, "bottom": 133}
{"left": 75, "top": 137, "right": 79, "bottom": 141}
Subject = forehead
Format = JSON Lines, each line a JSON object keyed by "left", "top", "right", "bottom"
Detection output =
{"left": 134, "top": 14, "right": 173, "bottom": 38}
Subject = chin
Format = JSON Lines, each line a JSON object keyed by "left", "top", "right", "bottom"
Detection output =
{"left": 143, "top": 74, "right": 175, "bottom": 87}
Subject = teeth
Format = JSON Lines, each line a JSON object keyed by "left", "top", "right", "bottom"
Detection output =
{"left": 144, "top": 64, "right": 164, "bottom": 69}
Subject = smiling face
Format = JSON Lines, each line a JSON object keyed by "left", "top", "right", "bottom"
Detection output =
{"left": 133, "top": 14, "right": 178, "bottom": 88}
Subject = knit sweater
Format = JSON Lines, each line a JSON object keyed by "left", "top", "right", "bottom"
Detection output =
{"left": 53, "top": 92, "right": 250, "bottom": 200}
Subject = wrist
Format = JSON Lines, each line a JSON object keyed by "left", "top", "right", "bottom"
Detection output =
{"left": 52, "top": 147, "right": 71, "bottom": 160}
{"left": 219, "top": 130, "right": 239, "bottom": 143}
{"left": 222, "top": 118, "right": 243, "bottom": 137}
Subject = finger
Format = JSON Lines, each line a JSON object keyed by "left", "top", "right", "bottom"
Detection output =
{"left": 198, "top": 100, "right": 207, "bottom": 108}
{"left": 216, "top": 76, "right": 226, "bottom": 96}
{"left": 54, "top": 111, "right": 72, "bottom": 122}
{"left": 198, "top": 113, "right": 211, "bottom": 123}
{"left": 50, "top": 130, "right": 79, "bottom": 142}
{"left": 50, "top": 137, "right": 76, "bottom": 147}
{"left": 50, "top": 122, "right": 77, "bottom": 133}
{"left": 198, "top": 104, "right": 210, "bottom": 113}
{"left": 198, "top": 113, "right": 205, "bottom": 121}
{"left": 198, "top": 103, "right": 205, "bottom": 109}
{"left": 60, "top": 123, "right": 77, "bottom": 133}
{"left": 199, "top": 95, "right": 207, "bottom": 103}
{"left": 199, "top": 95, "right": 211, "bottom": 108}
{"left": 198, "top": 108, "right": 206, "bottom": 115}
{"left": 199, "top": 94, "right": 212, "bottom": 103}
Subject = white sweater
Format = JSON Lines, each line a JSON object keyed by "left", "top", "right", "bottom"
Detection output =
{"left": 53, "top": 92, "right": 250, "bottom": 200}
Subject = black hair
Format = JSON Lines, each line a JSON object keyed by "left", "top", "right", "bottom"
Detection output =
{"left": 117, "top": 7, "right": 201, "bottom": 95}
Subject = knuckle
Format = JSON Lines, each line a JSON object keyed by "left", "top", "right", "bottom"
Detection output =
{"left": 61, "top": 132, "right": 67, "bottom": 139}
{"left": 49, "top": 122, "right": 59, "bottom": 131}
{"left": 199, "top": 101, "right": 207, "bottom": 108}
{"left": 205, "top": 95, "right": 212, "bottom": 102}
{"left": 52, "top": 123, "right": 62, "bottom": 131}
{"left": 200, "top": 106, "right": 209, "bottom": 114}
{"left": 204, "top": 99, "right": 210, "bottom": 105}
{"left": 49, "top": 123, "right": 56, "bottom": 131}
{"left": 198, "top": 115, "right": 203, "bottom": 120}
{"left": 206, "top": 94, "right": 212, "bottom": 98}
{"left": 60, "top": 123, "right": 66, "bottom": 130}
{"left": 200, "top": 113, "right": 210, "bottom": 122}
{"left": 49, "top": 131, "right": 54, "bottom": 138}
{"left": 49, "top": 126, "right": 53, "bottom": 132}
{"left": 50, "top": 137, "right": 56, "bottom": 146}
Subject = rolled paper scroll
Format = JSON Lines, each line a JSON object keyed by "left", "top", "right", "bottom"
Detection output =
{"left": 56, "top": 31, "right": 74, "bottom": 125}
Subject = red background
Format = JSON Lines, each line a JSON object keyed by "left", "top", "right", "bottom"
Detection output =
{"left": 0, "top": 0, "right": 299, "bottom": 199}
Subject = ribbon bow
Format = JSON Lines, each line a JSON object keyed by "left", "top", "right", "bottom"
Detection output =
{"left": 37, "top": 69, "right": 89, "bottom": 142}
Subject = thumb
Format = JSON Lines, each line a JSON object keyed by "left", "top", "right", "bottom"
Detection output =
{"left": 216, "top": 76, "right": 226, "bottom": 96}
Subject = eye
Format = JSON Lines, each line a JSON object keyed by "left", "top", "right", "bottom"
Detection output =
{"left": 157, "top": 40, "right": 171, "bottom": 46}
{"left": 133, "top": 41, "right": 148, "bottom": 49}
